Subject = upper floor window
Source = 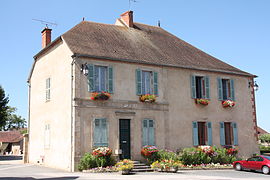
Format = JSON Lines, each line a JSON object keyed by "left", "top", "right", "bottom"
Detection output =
{"left": 44, "top": 124, "right": 50, "bottom": 148}
{"left": 220, "top": 122, "right": 238, "bottom": 146}
{"left": 87, "top": 64, "right": 113, "bottom": 93}
{"left": 46, "top": 78, "right": 51, "bottom": 101}
{"left": 217, "top": 78, "right": 235, "bottom": 101}
{"left": 191, "top": 75, "right": 210, "bottom": 99}
{"left": 192, "top": 121, "right": 212, "bottom": 146}
{"left": 136, "top": 69, "right": 158, "bottom": 95}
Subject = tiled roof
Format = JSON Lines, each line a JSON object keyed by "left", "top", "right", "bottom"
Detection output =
{"left": 0, "top": 131, "right": 23, "bottom": 143}
{"left": 61, "top": 21, "right": 253, "bottom": 76}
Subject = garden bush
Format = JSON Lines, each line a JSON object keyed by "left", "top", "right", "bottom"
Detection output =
{"left": 78, "top": 153, "right": 97, "bottom": 171}
{"left": 259, "top": 134, "right": 270, "bottom": 143}
{"left": 157, "top": 149, "right": 179, "bottom": 161}
{"left": 260, "top": 145, "right": 270, "bottom": 152}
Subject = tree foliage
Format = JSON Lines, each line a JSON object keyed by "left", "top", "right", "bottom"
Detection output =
{"left": 0, "top": 85, "right": 9, "bottom": 130}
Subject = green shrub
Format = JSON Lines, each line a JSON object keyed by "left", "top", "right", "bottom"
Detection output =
{"left": 157, "top": 149, "right": 179, "bottom": 161}
{"left": 260, "top": 145, "right": 270, "bottom": 152}
{"left": 259, "top": 134, "right": 270, "bottom": 143}
{"left": 78, "top": 153, "right": 97, "bottom": 171}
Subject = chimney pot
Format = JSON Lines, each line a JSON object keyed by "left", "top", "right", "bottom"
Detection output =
{"left": 41, "top": 28, "right": 52, "bottom": 48}
{"left": 120, "top": 11, "right": 133, "bottom": 27}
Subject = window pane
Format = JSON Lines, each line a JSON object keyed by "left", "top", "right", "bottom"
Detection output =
{"left": 198, "top": 122, "right": 206, "bottom": 145}
{"left": 195, "top": 77, "right": 202, "bottom": 98}
{"left": 149, "top": 120, "right": 154, "bottom": 127}
{"left": 94, "top": 66, "right": 107, "bottom": 92}
{"left": 224, "top": 122, "right": 232, "bottom": 145}
{"left": 222, "top": 79, "right": 228, "bottom": 100}
{"left": 142, "top": 71, "right": 152, "bottom": 94}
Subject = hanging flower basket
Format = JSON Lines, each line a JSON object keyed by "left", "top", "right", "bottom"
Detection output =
{"left": 140, "top": 94, "right": 156, "bottom": 103}
{"left": 195, "top": 99, "right": 209, "bottom": 106}
{"left": 222, "top": 100, "right": 235, "bottom": 108}
{"left": 90, "top": 92, "right": 111, "bottom": 101}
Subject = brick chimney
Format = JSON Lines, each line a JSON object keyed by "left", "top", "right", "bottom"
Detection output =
{"left": 41, "top": 27, "right": 52, "bottom": 48}
{"left": 120, "top": 11, "right": 133, "bottom": 27}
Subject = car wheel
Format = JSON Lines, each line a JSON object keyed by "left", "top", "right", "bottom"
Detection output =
{"left": 262, "top": 166, "right": 270, "bottom": 174}
{"left": 235, "top": 163, "right": 242, "bottom": 171}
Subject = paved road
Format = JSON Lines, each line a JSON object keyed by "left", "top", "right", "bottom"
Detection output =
{"left": 0, "top": 163, "right": 269, "bottom": 180}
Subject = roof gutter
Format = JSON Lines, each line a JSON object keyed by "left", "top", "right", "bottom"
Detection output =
{"left": 72, "top": 53, "right": 257, "bottom": 78}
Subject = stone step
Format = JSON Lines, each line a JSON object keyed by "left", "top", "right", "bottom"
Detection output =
{"left": 133, "top": 165, "right": 151, "bottom": 169}
{"left": 132, "top": 168, "right": 154, "bottom": 172}
{"left": 132, "top": 160, "right": 153, "bottom": 172}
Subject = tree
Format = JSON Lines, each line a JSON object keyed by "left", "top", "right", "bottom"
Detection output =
{"left": 4, "top": 106, "right": 27, "bottom": 131}
{"left": 0, "top": 85, "right": 9, "bottom": 130}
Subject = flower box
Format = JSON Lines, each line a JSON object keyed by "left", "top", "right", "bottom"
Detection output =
{"left": 222, "top": 100, "right": 235, "bottom": 108}
{"left": 140, "top": 94, "right": 156, "bottom": 103}
{"left": 195, "top": 98, "right": 209, "bottom": 106}
{"left": 90, "top": 92, "right": 110, "bottom": 101}
{"left": 116, "top": 159, "right": 134, "bottom": 175}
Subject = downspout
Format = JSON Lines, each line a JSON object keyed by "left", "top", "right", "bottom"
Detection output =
{"left": 71, "top": 57, "right": 76, "bottom": 172}
{"left": 26, "top": 80, "right": 31, "bottom": 163}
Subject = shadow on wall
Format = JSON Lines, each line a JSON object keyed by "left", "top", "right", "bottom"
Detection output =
{"left": 0, "top": 177, "right": 79, "bottom": 180}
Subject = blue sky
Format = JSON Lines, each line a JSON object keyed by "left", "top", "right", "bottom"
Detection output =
{"left": 0, "top": 0, "right": 269, "bottom": 131}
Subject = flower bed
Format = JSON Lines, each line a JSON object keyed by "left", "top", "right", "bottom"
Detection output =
{"left": 91, "top": 92, "right": 110, "bottom": 101}
{"left": 82, "top": 166, "right": 118, "bottom": 173}
{"left": 222, "top": 100, "right": 235, "bottom": 108}
{"left": 92, "top": 147, "right": 112, "bottom": 157}
{"left": 140, "top": 94, "right": 156, "bottom": 103}
{"left": 180, "top": 163, "right": 233, "bottom": 170}
{"left": 116, "top": 159, "right": 134, "bottom": 174}
{"left": 151, "top": 160, "right": 183, "bottom": 172}
{"left": 141, "top": 145, "right": 159, "bottom": 164}
{"left": 195, "top": 99, "right": 209, "bottom": 105}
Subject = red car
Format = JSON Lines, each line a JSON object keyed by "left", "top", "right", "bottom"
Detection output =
{"left": 233, "top": 155, "right": 270, "bottom": 174}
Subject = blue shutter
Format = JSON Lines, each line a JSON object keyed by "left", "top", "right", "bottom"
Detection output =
{"left": 230, "top": 79, "right": 235, "bottom": 101}
{"left": 207, "top": 122, "right": 213, "bottom": 146}
{"left": 87, "top": 64, "right": 95, "bottom": 92}
{"left": 192, "top": 122, "right": 199, "bottom": 146}
{"left": 101, "top": 118, "right": 108, "bottom": 146}
{"left": 108, "top": 66, "right": 113, "bottom": 93}
{"left": 191, "top": 75, "right": 196, "bottom": 98}
{"left": 153, "top": 72, "right": 158, "bottom": 96}
{"left": 232, "top": 122, "right": 238, "bottom": 146}
{"left": 204, "top": 76, "right": 210, "bottom": 99}
{"left": 136, "top": 69, "right": 142, "bottom": 95}
{"left": 142, "top": 119, "right": 148, "bottom": 146}
{"left": 220, "top": 122, "right": 225, "bottom": 146}
{"left": 148, "top": 120, "right": 155, "bottom": 146}
{"left": 217, "top": 78, "right": 223, "bottom": 100}
{"left": 93, "top": 119, "right": 100, "bottom": 147}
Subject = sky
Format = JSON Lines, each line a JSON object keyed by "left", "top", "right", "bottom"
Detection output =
{"left": 0, "top": 0, "right": 269, "bottom": 132}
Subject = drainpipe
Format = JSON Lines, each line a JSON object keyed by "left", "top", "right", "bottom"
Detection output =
{"left": 71, "top": 57, "right": 75, "bottom": 172}
{"left": 26, "top": 81, "right": 31, "bottom": 163}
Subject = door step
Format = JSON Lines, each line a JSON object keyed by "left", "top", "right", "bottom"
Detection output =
{"left": 132, "top": 160, "right": 153, "bottom": 172}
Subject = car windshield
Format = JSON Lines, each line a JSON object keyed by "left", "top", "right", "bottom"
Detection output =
{"left": 263, "top": 156, "right": 270, "bottom": 160}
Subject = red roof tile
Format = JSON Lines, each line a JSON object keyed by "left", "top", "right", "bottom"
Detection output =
{"left": 0, "top": 131, "right": 23, "bottom": 143}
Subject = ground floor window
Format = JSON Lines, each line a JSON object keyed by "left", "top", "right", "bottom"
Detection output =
{"left": 220, "top": 122, "right": 238, "bottom": 146}
{"left": 93, "top": 118, "right": 108, "bottom": 147}
{"left": 192, "top": 121, "right": 212, "bottom": 146}
{"left": 142, "top": 119, "right": 155, "bottom": 146}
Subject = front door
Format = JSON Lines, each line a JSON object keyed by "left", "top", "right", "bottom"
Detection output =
{"left": 119, "top": 119, "right": 131, "bottom": 159}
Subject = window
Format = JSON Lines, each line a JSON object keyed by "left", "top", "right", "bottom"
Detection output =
{"left": 93, "top": 118, "right": 108, "bottom": 147}
{"left": 87, "top": 65, "right": 113, "bottom": 93}
{"left": 191, "top": 75, "right": 210, "bottom": 99}
{"left": 220, "top": 122, "right": 238, "bottom": 146}
{"left": 192, "top": 122, "right": 212, "bottom": 146}
{"left": 44, "top": 124, "right": 50, "bottom": 148}
{"left": 142, "top": 119, "right": 155, "bottom": 146}
{"left": 46, "top": 78, "right": 51, "bottom": 101}
{"left": 136, "top": 69, "right": 158, "bottom": 95}
{"left": 217, "top": 78, "right": 235, "bottom": 101}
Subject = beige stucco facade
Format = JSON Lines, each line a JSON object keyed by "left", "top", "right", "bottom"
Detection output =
{"left": 29, "top": 39, "right": 259, "bottom": 171}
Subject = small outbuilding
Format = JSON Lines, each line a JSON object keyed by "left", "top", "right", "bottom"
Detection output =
{"left": 0, "top": 131, "right": 23, "bottom": 155}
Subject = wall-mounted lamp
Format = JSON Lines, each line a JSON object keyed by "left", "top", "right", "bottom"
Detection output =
{"left": 80, "top": 63, "right": 89, "bottom": 76}
{"left": 249, "top": 81, "right": 259, "bottom": 91}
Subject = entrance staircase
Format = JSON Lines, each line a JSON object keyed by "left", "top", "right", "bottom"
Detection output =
{"left": 132, "top": 160, "right": 153, "bottom": 172}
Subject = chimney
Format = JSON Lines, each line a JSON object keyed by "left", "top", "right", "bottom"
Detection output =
{"left": 41, "top": 27, "right": 52, "bottom": 48}
{"left": 120, "top": 11, "right": 133, "bottom": 27}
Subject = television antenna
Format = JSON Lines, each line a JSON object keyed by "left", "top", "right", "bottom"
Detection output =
{"left": 129, "top": 0, "right": 138, "bottom": 10}
{"left": 32, "top": 19, "right": 57, "bottom": 28}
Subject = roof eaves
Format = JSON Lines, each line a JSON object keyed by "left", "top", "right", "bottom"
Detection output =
{"left": 73, "top": 53, "right": 256, "bottom": 77}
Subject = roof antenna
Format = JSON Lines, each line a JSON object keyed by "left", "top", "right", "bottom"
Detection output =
{"left": 129, "top": 0, "right": 138, "bottom": 10}
{"left": 158, "top": 20, "right": 161, "bottom": 27}
{"left": 32, "top": 19, "right": 57, "bottom": 28}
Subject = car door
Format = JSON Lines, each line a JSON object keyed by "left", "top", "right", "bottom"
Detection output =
{"left": 248, "top": 157, "right": 260, "bottom": 170}
{"left": 246, "top": 157, "right": 257, "bottom": 170}
{"left": 253, "top": 156, "right": 265, "bottom": 170}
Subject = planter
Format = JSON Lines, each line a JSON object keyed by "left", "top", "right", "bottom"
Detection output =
{"left": 195, "top": 98, "right": 209, "bottom": 106}
{"left": 222, "top": 100, "right": 235, "bottom": 108}
{"left": 140, "top": 94, "right": 156, "bottom": 103}
{"left": 120, "top": 169, "right": 131, "bottom": 175}
{"left": 91, "top": 92, "right": 110, "bottom": 101}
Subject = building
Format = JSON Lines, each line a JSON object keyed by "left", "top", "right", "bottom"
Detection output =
{"left": 0, "top": 131, "right": 23, "bottom": 155}
{"left": 257, "top": 127, "right": 269, "bottom": 135}
{"left": 28, "top": 11, "right": 259, "bottom": 171}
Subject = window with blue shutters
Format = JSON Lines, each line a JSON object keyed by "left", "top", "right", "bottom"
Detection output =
{"left": 142, "top": 119, "right": 155, "bottom": 146}
{"left": 190, "top": 75, "right": 210, "bottom": 99}
{"left": 136, "top": 69, "right": 158, "bottom": 96}
{"left": 87, "top": 65, "right": 113, "bottom": 93}
{"left": 193, "top": 121, "right": 212, "bottom": 146}
{"left": 219, "top": 122, "right": 237, "bottom": 146}
{"left": 93, "top": 118, "right": 108, "bottom": 147}
{"left": 217, "top": 78, "right": 235, "bottom": 101}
